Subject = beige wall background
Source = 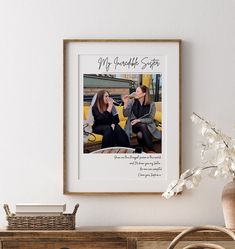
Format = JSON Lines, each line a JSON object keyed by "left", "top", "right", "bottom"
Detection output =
{"left": 0, "top": 0, "right": 235, "bottom": 227}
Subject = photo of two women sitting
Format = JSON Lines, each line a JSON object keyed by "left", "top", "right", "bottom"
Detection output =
{"left": 84, "top": 75, "right": 162, "bottom": 154}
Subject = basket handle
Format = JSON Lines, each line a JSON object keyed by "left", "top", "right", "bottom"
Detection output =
{"left": 167, "top": 225, "right": 235, "bottom": 249}
{"left": 72, "top": 203, "right": 79, "bottom": 215}
{"left": 3, "top": 204, "right": 11, "bottom": 217}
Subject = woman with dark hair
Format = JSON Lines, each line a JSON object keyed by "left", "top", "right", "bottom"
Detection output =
{"left": 123, "top": 85, "right": 161, "bottom": 152}
{"left": 92, "top": 90, "right": 130, "bottom": 149}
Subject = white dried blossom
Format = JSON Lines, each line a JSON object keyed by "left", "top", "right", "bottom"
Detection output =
{"left": 229, "top": 161, "right": 235, "bottom": 171}
{"left": 208, "top": 167, "right": 218, "bottom": 179}
{"left": 162, "top": 113, "right": 235, "bottom": 199}
{"left": 185, "top": 180, "right": 195, "bottom": 189}
{"left": 175, "top": 185, "right": 184, "bottom": 193}
{"left": 191, "top": 113, "right": 203, "bottom": 124}
{"left": 180, "top": 169, "right": 193, "bottom": 180}
{"left": 162, "top": 190, "right": 174, "bottom": 199}
{"left": 174, "top": 179, "right": 185, "bottom": 192}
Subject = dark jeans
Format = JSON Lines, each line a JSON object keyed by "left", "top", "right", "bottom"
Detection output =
{"left": 132, "top": 122, "right": 154, "bottom": 151}
{"left": 93, "top": 124, "right": 130, "bottom": 149}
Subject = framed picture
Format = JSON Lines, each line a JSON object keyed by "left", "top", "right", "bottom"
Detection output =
{"left": 63, "top": 39, "right": 181, "bottom": 194}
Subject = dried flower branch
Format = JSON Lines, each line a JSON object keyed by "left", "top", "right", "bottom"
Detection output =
{"left": 162, "top": 113, "right": 235, "bottom": 199}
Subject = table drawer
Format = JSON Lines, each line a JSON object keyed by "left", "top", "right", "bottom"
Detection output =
{"left": 2, "top": 241, "right": 127, "bottom": 249}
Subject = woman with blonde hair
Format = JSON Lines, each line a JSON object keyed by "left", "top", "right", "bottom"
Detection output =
{"left": 123, "top": 85, "right": 161, "bottom": 152}
{"left": 91, "top": 90, "right": 130, "bottom": 149}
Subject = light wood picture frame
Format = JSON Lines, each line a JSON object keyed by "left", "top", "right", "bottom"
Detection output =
{"left": 63, "top": 39, "right": 181, "bottom": 194}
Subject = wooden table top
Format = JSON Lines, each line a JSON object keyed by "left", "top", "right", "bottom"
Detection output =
{"left": 0, "top": 226, "right": 234, "bottom": 241}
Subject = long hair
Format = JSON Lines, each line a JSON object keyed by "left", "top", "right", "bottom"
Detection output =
{"left": 93, "top": 90, "right": 109, "bottom": 113}
{"left": 140, "top": 85, "right": 151, "bottom": 105}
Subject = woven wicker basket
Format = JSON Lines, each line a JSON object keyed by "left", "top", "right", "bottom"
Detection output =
{"left": 3, "top": 204, "right": 79, "bottom": 230}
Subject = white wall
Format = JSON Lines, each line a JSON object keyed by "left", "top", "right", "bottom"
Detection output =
{"left": 0, "top": 0, "right": 235, "bottom": 227}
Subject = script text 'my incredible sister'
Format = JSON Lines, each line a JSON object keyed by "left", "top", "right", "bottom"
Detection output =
{"left": 98, "top": 56, "right": 160, "bottom": 72}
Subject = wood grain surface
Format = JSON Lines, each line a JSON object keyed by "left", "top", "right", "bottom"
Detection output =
{"left": 0, "top": 226, "right": 234, "bottom": 249}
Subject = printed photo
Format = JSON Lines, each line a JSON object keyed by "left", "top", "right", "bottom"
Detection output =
{"left": 83, "top": 74, "right": 162, "bottom": 154}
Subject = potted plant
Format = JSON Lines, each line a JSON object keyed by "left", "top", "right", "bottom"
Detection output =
{"left": 162, "top": 113, "right": 235, "bottom": 229}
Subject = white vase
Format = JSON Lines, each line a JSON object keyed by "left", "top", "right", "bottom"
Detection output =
{"left": 221, "top": 179, "right": 235, "bottom": 229}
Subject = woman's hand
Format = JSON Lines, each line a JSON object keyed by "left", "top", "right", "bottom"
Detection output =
{"left": 131, "top": 119, "right": 141, "bottom": 126}
{"left": 108, "top": 98, "right": 114, "bottom": 107}
{"left": 111, "top": 124, "right": 115, "bottom": 130}
{"left": 107, "top": 98, "right": 114, "bottom": 112}
{"left": 122, "top": 95, "right": 129, "bottom": 108}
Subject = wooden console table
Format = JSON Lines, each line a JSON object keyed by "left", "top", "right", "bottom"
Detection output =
{"left": 0, "top": 226, "right": 234, "bottom": 249}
